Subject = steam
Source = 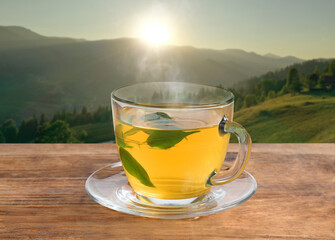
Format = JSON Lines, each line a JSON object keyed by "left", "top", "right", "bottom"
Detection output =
{"left": 136, "top": 48, "right": 185, "bottom": 83}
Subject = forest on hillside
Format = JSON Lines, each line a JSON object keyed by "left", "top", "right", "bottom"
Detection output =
{"left": 232, "top": 59, "right": 334, "bottom": 110}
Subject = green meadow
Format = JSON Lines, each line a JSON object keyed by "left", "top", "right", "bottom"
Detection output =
{"left": 234, "top": 92, "right": 335, "bottom": 143}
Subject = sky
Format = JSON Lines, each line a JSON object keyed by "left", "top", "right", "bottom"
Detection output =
{"left": 0, "top": 0, "right": 334, "bottom": 59}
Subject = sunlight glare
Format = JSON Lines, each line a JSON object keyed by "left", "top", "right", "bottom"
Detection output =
{"left": 141, "top": 23, "right": 170, "bottom": 45}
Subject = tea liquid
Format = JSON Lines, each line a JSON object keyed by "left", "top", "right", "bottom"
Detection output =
{"left": 115, "top": 115, "right": 230, "bottom": 199}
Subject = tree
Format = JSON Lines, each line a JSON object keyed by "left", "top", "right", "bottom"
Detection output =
{"left": 0, "top": 130, "right": 5, "bottom": 143}
{"left": 278, "top": 81, "right": 289, "bottom": 96}
{"left": 81, "top": 106, "right": 87, "bottom": 115}
{"left": 93, "top": 106, "right": 111, "bottom": 123}
{"left": 328, "top": 60, "right": 335, "bottom": 75}
{"left": 267, "top": 90, "right": 276, "bottom": 99}
{"left": 40, "top": 114, "right": 46, "bottom": 125}
{"left": 286, "top": 68, "right": 302, "bottom": 95}
{"left": 275, "top": 79, "right": 287, "bottom": 93}
{"left": 306, "top": 73, "right": 319, "bottom": 91}
{"left": 17, "top": 116, "right": 38, "bottom": 143}
{"left": 78, "top": 130, "right": 88, "bottom": 141}
{"left": 36, "top": 120, "right": 78, "bottom": 143}
{"left": 1, "top": 119, "right": 18, "bottom": 143}
{"left": 52, "top": 112, "right": 60, "bottom": 122}
{"left": 17, "top": 120, "right": 27, "bottom": 142}
{"left": 319, "top": 74, "right": 335, "bottom": 91}
{"left": 258, "top": 78, "right": 276, "bottom": 97}
{"left": 319, "top": 60, "right": 335, "bottom": 91}
{"left": 244, "top": 94, "right": 257, "bottom": 108}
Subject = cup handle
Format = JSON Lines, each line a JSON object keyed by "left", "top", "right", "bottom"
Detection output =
{"left": 207, "top": 115, "right": 252, "bottom": 186}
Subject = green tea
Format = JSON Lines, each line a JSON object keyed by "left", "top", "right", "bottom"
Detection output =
{"left": 115, "top": 115, "right": 230, "bottom": 199}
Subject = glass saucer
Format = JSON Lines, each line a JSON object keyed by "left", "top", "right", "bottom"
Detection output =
{"left": 85, "top": 162, "right": 257, "bottom": 219}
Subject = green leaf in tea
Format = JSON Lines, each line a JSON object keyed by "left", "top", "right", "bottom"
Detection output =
{"left": 115, "top": 124, "right": 132, "bottom": 148}
{"left": 146, "top": 130, "right": 200, "bottom": 149}
{"left": 128, "top": 115, "right": 136, "bottom": 123}
{"left": 124, "top": 112, "right": 182, "bottom": 137}
{"left": 119, "top": 147, "right": 155, "bottom": 187}
{"left": 124, "top": 127, "right": 140, "bottom": 137}
{"left": 124, "top": 127, "right": 155, "bottom": 137}
{"left": 141, "top": 112, "right": 182, "bottom": 126}
{"left": 141, "top": 112, "right": 173, "bottom": 121}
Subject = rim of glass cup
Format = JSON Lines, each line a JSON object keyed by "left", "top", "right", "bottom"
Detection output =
{"left": 111, "top": 82, "right": 234, "bottom": 109}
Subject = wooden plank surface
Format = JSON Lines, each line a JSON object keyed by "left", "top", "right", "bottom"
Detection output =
{"left": 0, "top": 144, "right": 334, "bottom": 240}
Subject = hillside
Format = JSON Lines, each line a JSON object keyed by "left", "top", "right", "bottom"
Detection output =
{"left": 0, "top": 26, "right": 82, "bottom": 50}
{"left": 234, "top": 93, "right": 335, "bottom": 143}
{"left": 236, "top": 59, "right": 332, "bottom": 94}
{"left": 0, "top": 26, "right": 45, "bottom": 41}
{"left": 0, "top": 26, "right": 303, "bottom": 123}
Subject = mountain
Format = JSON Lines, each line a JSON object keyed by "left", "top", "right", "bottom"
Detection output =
{"left": 264, "top": 53, "right": 281, "bottom": 59}
{"left": 0, "top": 26, "right": 82, "bottom": 51}
{"left": 0, "top": 26, "right": 304, "bottom": 123}
{"left": 0, "top": 26, "right": 45, "bottom": 41}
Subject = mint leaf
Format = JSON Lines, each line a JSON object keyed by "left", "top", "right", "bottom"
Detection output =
{"left": 117, "top": 140, "right": 133, "bottom": 148}
{"left": 128, "top": 115, "right": 136, "bottom": 123}
{"left": 141, "top": 112, "right": 182, "bottom": 126}
{"left": 124, "top": 127, "right": 140, "bottom": 136}
{"left": 119, "top": 147, "right": 155, "bottom": 187}
{"left": 141, "top": 112, "right": 172, "bottom": 121}
{"left": 146, "top": 130, "right": 200, "bottom": 149}
{"left": 124, "top": 112, "right": 182, "bottom": 137}
{"left": 156, "top": 112, "right": 172, "bottom": 119}
{"left": 115, "top": 124, "right": 132, "bottom": 148}
{"left": 124, "top": 127, "right": 155, "bottom": 137}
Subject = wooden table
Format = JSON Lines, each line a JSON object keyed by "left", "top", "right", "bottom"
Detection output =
{"left": 0, "top": 144, "right": 334, "bottom": 239}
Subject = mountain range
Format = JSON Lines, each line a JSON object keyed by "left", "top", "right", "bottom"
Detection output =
{"left": 0, "top": 26, "right": 304, "bottom": 122}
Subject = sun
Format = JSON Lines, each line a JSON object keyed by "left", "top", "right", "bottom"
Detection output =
{"left": 141, "top": 22, "right": 170, "bottom": 45}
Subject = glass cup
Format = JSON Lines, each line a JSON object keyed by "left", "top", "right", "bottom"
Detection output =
{"left": 111, "top": 82, "right": 251, "bottom": 205}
